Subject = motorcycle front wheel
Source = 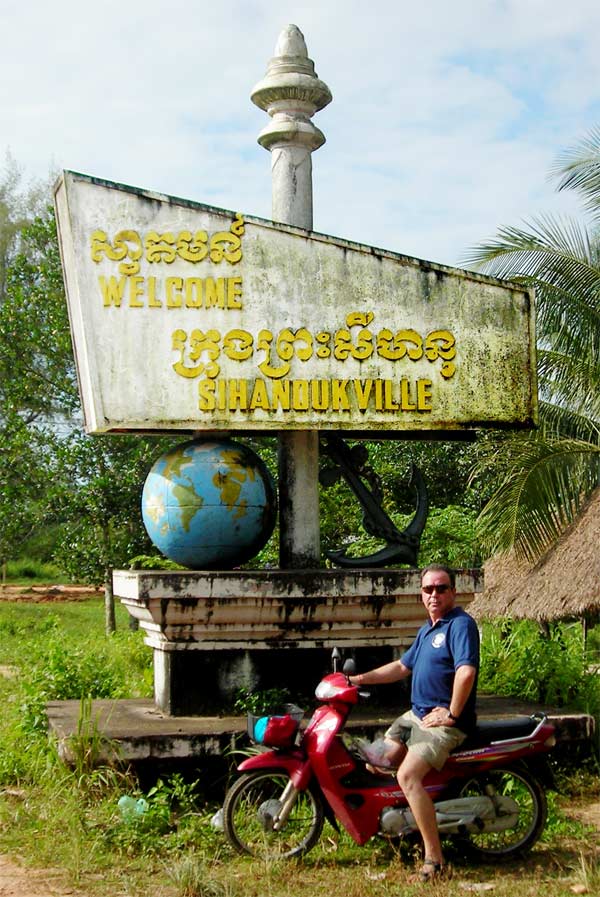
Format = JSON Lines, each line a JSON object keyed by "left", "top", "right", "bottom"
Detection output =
{"left": 223, "top": 770, "right": 325, "bottom": 860}
{"left": 455, "top": 766, "right": 547, "bottom": 861}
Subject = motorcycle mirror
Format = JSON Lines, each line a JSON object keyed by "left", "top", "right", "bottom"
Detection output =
{"left": 342, "top": 658, "right": 357, "bottom": 676}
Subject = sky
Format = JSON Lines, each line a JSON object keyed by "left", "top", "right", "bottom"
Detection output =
{"left": 2, "top": 0, "right": 600, "bottom": 268}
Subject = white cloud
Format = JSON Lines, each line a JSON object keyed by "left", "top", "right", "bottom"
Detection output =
{"left": 1, "top": 0, "right": 599, "bottom": 266}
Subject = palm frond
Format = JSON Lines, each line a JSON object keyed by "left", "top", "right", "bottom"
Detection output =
{"left": 466, "top": 229, "right": 600, "bottom": 364}
{"left": 463, "top": 215, "right": 598, "bottom": 291}
{"left": 537, "top": 350, "right": 600, "bottom": 426}
{"left": 539, "top": 401, "right": 600, "bottom": 444}
{"left": 466, "top": 127, "right": 600, "bottom": 560}
{"left": 475, "top": 436, "right": 600, "bottom": 561}
{"left": 531, "top": 276, "right": 600, "bottom": 357}
{"left": 550, "top": 125, "right": 600, "bottom": 219}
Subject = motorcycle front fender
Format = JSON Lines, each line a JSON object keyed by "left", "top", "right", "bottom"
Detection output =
{"left": 237, "top": 750, "right": 313, "bottom": 791}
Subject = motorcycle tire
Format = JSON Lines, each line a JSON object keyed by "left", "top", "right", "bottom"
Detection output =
{"left": 223, "top": 770, "right": 325, "bottom": 860}
{"left": 454, "top": 765, "right": 547, "bottom": 861}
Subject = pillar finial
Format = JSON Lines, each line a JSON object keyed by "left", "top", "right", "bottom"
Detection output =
{"left": 251, "top": 24, "right": 332, "bottom": 153}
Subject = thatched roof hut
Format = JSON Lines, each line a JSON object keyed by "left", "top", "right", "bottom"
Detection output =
{"left": 471, "top": 487, "right": 600, "bottom": 623}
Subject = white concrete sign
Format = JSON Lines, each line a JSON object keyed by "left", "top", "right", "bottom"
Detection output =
{"left": 55, "top": 171, "right": 537, "bottom": 434}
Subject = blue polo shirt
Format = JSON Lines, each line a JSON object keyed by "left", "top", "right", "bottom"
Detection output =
{"left": 401, "top": 606, "right": 479, "bottom": 732}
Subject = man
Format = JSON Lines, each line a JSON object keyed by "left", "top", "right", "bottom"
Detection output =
{"left": 349, "top": 563, "right": 479, "bottom": 881}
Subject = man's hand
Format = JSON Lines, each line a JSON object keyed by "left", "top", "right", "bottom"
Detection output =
{"left": 348, "top": 660, "right": 411, "bottom": 688}
{"left": 421, "top": 706, "right": 454, "bottom": 728}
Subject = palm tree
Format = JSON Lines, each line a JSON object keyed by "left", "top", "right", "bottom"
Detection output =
{"left": 464, "top": 127, "right": 600, "bottom": 561}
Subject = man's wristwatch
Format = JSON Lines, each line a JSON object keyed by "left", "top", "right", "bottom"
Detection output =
{"left": 447, "top": 710, "right": 458, "bottom": 722}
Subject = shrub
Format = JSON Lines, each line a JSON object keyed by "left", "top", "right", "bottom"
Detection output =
{"left": 233, "top": 686, "right": 292, "bottom": 715}
{"left": 4, "top": 558, "right": 62, "bottom": 581}
{"left": 480, "top": 620, "right": 600, "bottom": 717}
{"left": 127, "top": 554, "right": 183, "bottom": 570}
{"left": 21, "top": 637, "right": 128, "bottom": 734}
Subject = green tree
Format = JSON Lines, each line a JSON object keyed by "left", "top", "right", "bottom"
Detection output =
{"left": 0, "top": 413, "right": 50, "bottom": 581}
{"left": 48, "top": 430, "right": 168, "bottom": 632}
{"left": 318, "top": 439, "right": 483, "bottom": 567}
{"left": 0, "top": 154, "right": 48, "bottom": 304}
{"left": 465, "top": 127, "right": 600, "bottom": 560}
{"left": 0, "top": 187, "right": 173, "bottom": 628}
{"left": 0, "top": 211, "right": 79, "bottom": 423}
{"left": 0, "top": 181, "right": 68, "bottom": 582}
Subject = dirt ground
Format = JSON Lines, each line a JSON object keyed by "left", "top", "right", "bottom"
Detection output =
{"left": 0, "top": 584, "right": 99, "bottom": 603}
{"left": 0, "top": 804, "right": 599, "bottom": 897}
{"left": 569, "top": 800, "right": 600, "bottom": 831}
{"left": 0, "top": 855, "right": 85, "bottom": 897}
{"left": 0, "top": 803, "right": 598, "bottom": 897}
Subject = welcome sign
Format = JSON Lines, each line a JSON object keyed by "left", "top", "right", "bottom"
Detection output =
{"left": 55, "top": 171, "right": 537, "bottom": 434}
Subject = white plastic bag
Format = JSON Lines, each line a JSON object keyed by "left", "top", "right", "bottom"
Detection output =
{"left": 210, "top": 807, "right": 224, "bottom": 831}
{"left": 356, "top": 737, "right": 395, "bottom": 767}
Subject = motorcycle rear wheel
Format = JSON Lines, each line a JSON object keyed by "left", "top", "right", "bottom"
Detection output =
{"left": 223, "top": 770, "right": 325, "bottom": 860}
{"left": 455, "top": 766, "right": 547, "bottom": 861}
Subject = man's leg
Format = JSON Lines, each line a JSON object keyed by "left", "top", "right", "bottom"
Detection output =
{"left": 364, "top": 739, "right": 407, "bottom": 775}
{"left": 380, "top": 738, "right": 407, "bottom": 767}
{"left": 396, "top": 751, "right": 443, "bottom": 866}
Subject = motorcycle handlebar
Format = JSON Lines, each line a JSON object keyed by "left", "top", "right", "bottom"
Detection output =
{"left": 342, "top": 657, "right": 357, "bottom": 677}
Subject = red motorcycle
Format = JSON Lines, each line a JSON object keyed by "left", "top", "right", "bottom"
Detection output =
{"left": 222, "top": 666, "right": 556, "bottom": 862}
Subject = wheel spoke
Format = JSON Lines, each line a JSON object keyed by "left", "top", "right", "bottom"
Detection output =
{"left": 456, "top": 767, "right": 546, "bottom": 860}
{"left": 223, "top": 771, "right": 324, "bottom": 860}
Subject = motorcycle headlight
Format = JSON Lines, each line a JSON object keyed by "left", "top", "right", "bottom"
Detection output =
{"left": 315, "top": 681, "right": 339, "bottom": 700}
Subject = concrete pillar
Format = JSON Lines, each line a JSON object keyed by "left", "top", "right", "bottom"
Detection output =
{"left": 251, "top": 25, "right": 332, "bottom": 568}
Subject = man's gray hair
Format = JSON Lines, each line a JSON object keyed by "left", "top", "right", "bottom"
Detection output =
{"left": 420, "top": 563, "right": 456, "bottom": 589}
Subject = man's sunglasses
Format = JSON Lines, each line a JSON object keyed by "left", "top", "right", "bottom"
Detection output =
{"left": 421, "top": 584, "right": 451, "bottom": 595}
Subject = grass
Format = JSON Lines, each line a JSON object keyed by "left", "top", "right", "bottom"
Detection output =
{"left": 0, "top": 599, "right": 598, "bottom": 896}
{"left": 0, "top": 599, "right": 129, "bottom": 655}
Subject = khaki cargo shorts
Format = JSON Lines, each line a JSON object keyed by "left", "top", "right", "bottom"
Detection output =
{"left": 385, "top": 709, "right": 466, "bottom": 771}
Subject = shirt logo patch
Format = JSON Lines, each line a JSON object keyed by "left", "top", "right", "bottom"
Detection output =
{"left": 431, "top": 633, "right": 446, "bottom": 649}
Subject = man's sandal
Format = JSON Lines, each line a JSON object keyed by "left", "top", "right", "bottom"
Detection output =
{"left": 410, "top": 858, "right": 449, "bottom": 883}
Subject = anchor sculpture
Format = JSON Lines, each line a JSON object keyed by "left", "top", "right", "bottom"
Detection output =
{"left": 320, "top": 435, "right": 429, "bottom": 568}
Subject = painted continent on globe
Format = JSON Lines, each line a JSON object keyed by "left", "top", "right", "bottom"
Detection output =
{"left": 141, "top": 439, "right": 277, "bottom": 569}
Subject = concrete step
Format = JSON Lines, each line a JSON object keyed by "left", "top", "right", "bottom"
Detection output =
{"left": 46, "top": 694, "right": 595, "bottom": 766}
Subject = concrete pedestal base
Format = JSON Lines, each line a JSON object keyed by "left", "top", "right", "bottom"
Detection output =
{"left": 114, "top": 567, "right": 483, "bottom": 716}
{"left": 152, "top": 644, "right": 404, "bottom": 715}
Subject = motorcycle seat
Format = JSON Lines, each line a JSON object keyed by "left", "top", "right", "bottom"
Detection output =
{"left": 458, "top": 716, "right": 541, "bottom": 751}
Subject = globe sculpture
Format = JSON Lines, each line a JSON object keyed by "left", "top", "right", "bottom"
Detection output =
{"left": 141, "top": 439, "right": 277, "bottom": 569}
